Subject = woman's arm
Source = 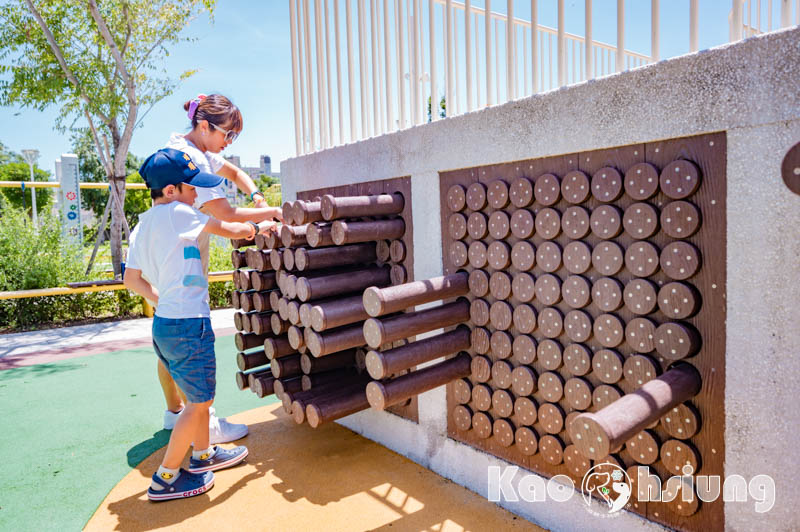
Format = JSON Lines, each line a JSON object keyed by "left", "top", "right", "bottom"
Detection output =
{"left": 211, "top": 161, "right": 284, "bottom": 222}
{"left": 199, "top": 198, "right": 283, "bottom": 224}
{"left": 202, "top": 217, "right": 275, "bottom": 239}
{"left": 123, "top": 268, "right": 159, "bottom": 305}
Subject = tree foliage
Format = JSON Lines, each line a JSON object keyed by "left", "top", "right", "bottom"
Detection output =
{"left": 0, "top": 141, "right": 53, "bottom": 213}
{"left": 0, "top": 0, "right": 215, "bottom": 273}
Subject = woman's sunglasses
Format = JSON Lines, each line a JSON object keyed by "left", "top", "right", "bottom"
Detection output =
{"left": 210, "top": 122, "right": 239, "bottom": 143}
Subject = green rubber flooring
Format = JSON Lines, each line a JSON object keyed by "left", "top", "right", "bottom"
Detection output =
{"left": 0, "top": 336, "right": 276, "bottom": 532}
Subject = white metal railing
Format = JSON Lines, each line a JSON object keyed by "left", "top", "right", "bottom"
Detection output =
{"left": 291, "top": 0, "right": 800, "bottom": 155}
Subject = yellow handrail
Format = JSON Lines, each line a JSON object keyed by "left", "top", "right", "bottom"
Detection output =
{"left": 0, "top": 272, "right": 233, "bottom": 300}
{"left": 0, "top": 181, "right": 148, "bottom": 190}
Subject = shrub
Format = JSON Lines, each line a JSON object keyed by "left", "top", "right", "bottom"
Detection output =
{"left": 207, "top": 237, "right": 234, "bottom": 309}
{"left": 0, "top": 204, "right": 141, "bottom": 331}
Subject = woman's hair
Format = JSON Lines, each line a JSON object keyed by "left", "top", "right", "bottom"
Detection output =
{"left": 183, "top": 94, "right": 243, "bottom": 132}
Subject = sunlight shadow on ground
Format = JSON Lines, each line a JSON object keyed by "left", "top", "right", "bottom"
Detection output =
{"left": 88, "top": 404, "right": 539, "bottom": 531}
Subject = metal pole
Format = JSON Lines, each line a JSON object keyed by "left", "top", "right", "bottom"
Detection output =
{"left": 429, "top": 0, "right": 438, "bottom": 120}
{"left": 690, "top": 0, "right": 698, "bottom": 52}
{"left": 475, "top": 12, "right": 481, "bottom": 106}
{"left": 558, "top": 0, "right": 565, "bottom": 85}
{"left": 397, "top": 0, "right": 407, "bottom": 128}
{"left": 651, "top": 0, "right": 659, "bottom": 61}
{"left": 384, "top": 0, "right": 393, "bottom": 129}
{"left": 371, "top": 0, "right": 381, "bottom": 133}
{"left": 445, "top": 0, "right": 454, "bottom": 116}
{"left": 303, "top": 0, "right": 316, "bottom": 150}
{"left": 780, "top": 0, "right": 791, "bottom": 26}
{"left": 485, "top": 0, "right": 493, "bottom": 105}
{"left": 290, "top": 0, "right": 303, "bottom": 155}
{"left": 335, "top": 0, "right": 344, "bottom": 142}
{"left": 616, "top": 0, "right": 624, "bottom": 72}
{"left": 531, "top": 0, "right": 538, "bottom": 93}
{"left": 586, "top": 0, "right": 593, "bottom": 78}
{"left": 21, "top": 149, "right": 39, "bottom": 226}
{"left": 507, "top": 0, "right": 515, "bottom": 99}
{"left": 465, "top": 0, "right": 473, "bottom": 111}
{"left": 346, "top": 0, "right": 357, "bottom": 141}
{"left": 731, "top": 0, "right": 743, "bottom": 41}
{"left": 325, "top": 0, "right": 335, "bottom": 144}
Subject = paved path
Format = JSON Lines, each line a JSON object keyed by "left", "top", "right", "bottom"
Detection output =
{"left": 0, "top": 308, "right": 237, "bottom": 369}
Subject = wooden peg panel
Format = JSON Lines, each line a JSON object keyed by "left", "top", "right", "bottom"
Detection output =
{"left": 510, "top": 209, "right": 535, "bottom": 238}
{"left": 661, "top": 403, "right": 701, "bottom": 440}
{"left": 563, "top": 343, "right": 592, "bottom": 376}
{"left": 661, "top": 439, "right": 701, "bottom": 475}
{"left": 453, "top": 378, "right": 473, "bottom": 404}
{"left": 564, "top": 445, "right": 593, "bottom": 478}
{"left": 491, "top": 360, "right": 514, "bottom": 389}
{"left": 469, "top": 269, "right": 490, "bottom": 297}
{"left": 509, "top": 177, "right": 534, "bottom": 207}
{"left": 489, "top": 271, "right": 513, "bottom": 300}
{"left": 538, "top": 402, "right": 566, "bottom": 434}
{"left": 661, "top": 200, "right": 701, "bottom": 239}
{"left": 562, "top": 206, "right": 591, "bottom": 239}
{"left": 446, "top": 184, "right": 466, "bottom": 212}
{"left": 515, "top": 426, "right": 539, "bottom": 455}
{"left": 453, "top": 404, "right": 473, "bottom": 431}
{"left": 441, "top": 133, "right": 726, "bottom": 531}
{"left": 472, "top": 411, "right": 493, "bottom": 439}
{"left": 515, "top": 397, "right": 539, "bottom": 425}
{"left": 512, "top": 333, "right": 537, "bottom": 363}
{"left": 511, "top": 272, "right": 536, "bottom": 302}
{"left": 470, "top": 355, "right": 492, "bottom": 383}
{"left": 492, "top": 389, "right": 515, "bottom": 418}
{"left": 472, "top": 382, "right": 493, "bottom": 410}
{"left": 511, "top": 241, "right": 536, "bottom": 271}
{"left": 626, "top": 430, "right": 660, "bottom": 465}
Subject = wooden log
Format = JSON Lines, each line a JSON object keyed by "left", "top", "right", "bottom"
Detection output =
{"left": 273, "top": 376, "right": 303, "bottom": 398}
{"left": 264, "top": 336, "right": 295, "bottom": 360}
{"left": 250, "top": 271, "right": 277, "bottom": 292}
{"left": 237, "top": 349, "right": 269, "bottom": 371}
{"left": 269, "top": 249, "right": 285, "bottom": 270}
{"left": 301, "top": 348, "right": 358, "bottom": 374}
{"left": 244, "top": 248, "right": 261, "bottom": 270}
{"left": 233, "top": 312, "right": 249, "bottom": 332}
{"left": 283, "top": 249, "right": 298, "bottom": 271}
{"left": 366, "top": 352, "right": 471, "bottom": 410}
{"left": 271, "top": 354, "right": 303, "bottom": 379}
{"left": 231, "top": 237, "right": 255, "bottom": 249}
{"left": 294, "top": 243, "right": 377, "bottom": 271}
{"left": 362, "top": 299, "right": 470, "bottom": 348}
{"left": 281, "top": 224, "right": 309, "bottom": 248}
{"left": 389, "top": 240, "right": 406, "bottom": 262}
{"left": 304, "top": 322, "right": 366, "bottom": 357}
{"left": 282, "top": 201, "right": 296, "bottom": 224}
{"left": 305, "top": 383, "right": 371, "bottom": 427}
{"left": 301, "top": 368, "right": 361, "bottom": 389}
{"left": 252, "top": 374, "right": 277, "bottom": 398}
{"left": 284, "top": 274, "right": 298, "bottom": 299}
{"left": 293, "top": 200, "right": 324, "bottom": 224}
{"left": 269, "top": 290, "right": 282, "bottom": 312}
{"left": 264, "top": 231, "right": 282, "bottom": 250}
{"left": 365, "top": 325, "right": 470, "bottom": 380}
{"left": 249, "top": 312, "right": 274, "bottom": 336}
{"left": 288, "top": 325, "right": 306, "bottom": 350}
{"left": 296, "top": 265, "right": 391, "bottom": 302}
{"left": 306, "top": 222, "right": 335, "bottom": 247}
{"left": 375, "top": 240, "right": 391, "bottom": 262}
{"left": 390, "top": 265, "right": 407, "bottom": 285}
{"left": 231, "top": 249, "right": 247, "bottom": 269}
{"left": 291, "top": 376, "right": 371, "bottom": 423}
{"left": 331, "top": 219, "right": 406, "bottom": 245}
{"left": 277, "top": 298, "right": 291, "bottom": 321}
{"left": 239, "top": 368, "right": 273, "bottom": 390}
{"left": 299, "top": 303, "right": 314, "bottom": 327}
{"left": 253, "top": 290, "right": 278, "bottom": 312}
{"left": 232, "top": 290, "right": 241, "bottom": 310}
{"left": 287, "top": 300, "right": 301, "bottom": 324}
{"left": 232, "top": 270, "right": 249, "bottom": 291}
{"left": 235, "top": 332, "right": 274, "bottom": 351}
{"left": 270, "top": 313, "right": 290, "bottom": 336}
{"left": 362, "top": 272, "right": 469, "bottom": 317}
{"left": 241, "top": 291, "right": 259, "bottom": 313}
{"left": 321, "top": 193, "right": 405, "bottom": 220}
{"left": 309, "top": 294, "right": 369, "bottom": 331}
{"left": 567, "top": 364, "right": 702, "bottom": 460}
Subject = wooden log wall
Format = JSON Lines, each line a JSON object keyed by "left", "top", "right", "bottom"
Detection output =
{"left": 439, "top": 133, "right": 726, "bottom": 531}
{"left": 230, "top": 176, "right": 420, "bottom": 425}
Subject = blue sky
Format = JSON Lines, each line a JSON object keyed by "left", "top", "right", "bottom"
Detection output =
{"left": 0, "top": 0, "right": 780, "bottom": 176}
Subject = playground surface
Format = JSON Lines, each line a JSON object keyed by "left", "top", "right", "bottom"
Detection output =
{"left": 0, "top": 310, "right": 539, "bottom": 531}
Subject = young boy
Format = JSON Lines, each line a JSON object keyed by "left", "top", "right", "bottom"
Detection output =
{"left": 124, "top": 148, "right": 270, "bottom": 501}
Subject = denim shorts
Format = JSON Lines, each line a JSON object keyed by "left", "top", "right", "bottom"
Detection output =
{"left": 152, "top": 316, "right": 216, "bottom": 404}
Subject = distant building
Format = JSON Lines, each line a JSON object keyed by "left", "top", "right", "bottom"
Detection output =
{"left": 223, "top": 153, "right": 280, "bottom": 181}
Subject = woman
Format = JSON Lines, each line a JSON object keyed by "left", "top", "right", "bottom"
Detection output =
{"left": 159, "top": 93, "right": 282, "bottom": 443}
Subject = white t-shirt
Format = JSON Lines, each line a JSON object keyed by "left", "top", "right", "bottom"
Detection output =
{"left": 165, "top": 132, "right": 228, "bottom": 207}
{"left": 127, "top": 202, "right": 211, "bottom": 319}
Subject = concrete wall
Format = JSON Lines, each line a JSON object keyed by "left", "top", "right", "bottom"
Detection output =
{"left": 281, "top": 28, "right": 800, "bottom": 532}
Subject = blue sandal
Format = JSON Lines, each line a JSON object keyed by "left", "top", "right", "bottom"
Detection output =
{"left": 147, "top": 468, "right": 214, "bottom": 502}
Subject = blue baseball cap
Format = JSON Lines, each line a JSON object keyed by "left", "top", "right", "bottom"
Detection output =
{"left": 139, "top": 148, "right": 224, "bottom": 190}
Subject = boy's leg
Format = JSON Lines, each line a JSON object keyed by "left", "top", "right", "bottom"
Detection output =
{"left": 161, "top": 399, "right": 212, "bottom": 468}
{"left": 158, "top": 359, "right": 186, "bottom": 413}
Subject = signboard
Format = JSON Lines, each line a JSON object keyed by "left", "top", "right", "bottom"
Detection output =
{"left": 57, "top": 154, "right": 82, "bottom": 246}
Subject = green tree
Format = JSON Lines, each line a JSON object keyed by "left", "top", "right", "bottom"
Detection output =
{"left": 0, "top": 0, "right": 215, "bottom": 275}
{"left": 73, "top": 129, "right": 149, "bottom": 232}
{"left": 0, "top": 161, "right": 52, "bottom": 214}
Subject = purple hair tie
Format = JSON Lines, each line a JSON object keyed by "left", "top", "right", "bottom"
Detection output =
{"left": 187, "top": 99, "right": 200, "bottom": 120}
